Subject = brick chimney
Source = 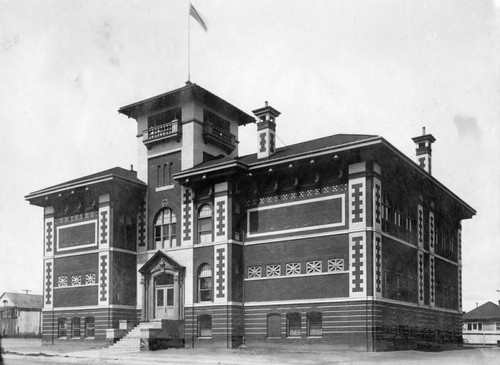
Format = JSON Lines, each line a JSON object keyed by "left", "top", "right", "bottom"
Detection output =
{"left": 412, "top": 127, "right": 436, "bottom": 175}
{"left": 252, "top": 101, "right": 281, "bottom": 159}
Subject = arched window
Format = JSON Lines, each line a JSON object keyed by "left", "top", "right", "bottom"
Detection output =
{"left": 198, "top": 314, "right": 212, "bottom": 337}
{"left": 198, "top": 204, "right": 213, "bottom": 243}
{"left": 267, "top": 313, "right": 281, "bottom": 338}
{"left": 58, "top": 317, "right": 67, "bottom": 338}
{"left": 154, "top": 208, "right": 177, "bottom": 249}
{"left": 286, "top": 312, "right": 301, "bottom": 337}
{"left": 198, "top": 263, "right": 213, "bottom": 302}
{"left": 307, "top": 311, "right": 322, "bottom": 337}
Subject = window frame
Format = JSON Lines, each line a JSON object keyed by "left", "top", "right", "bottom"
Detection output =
{"left": 267, "top": 313, "right": 281, "bottom": 338}
{"left": 198, "top": 204, "right": 213, "bottom": 244}
{"left": 58, "top": 317, "right": 67, "bottom": 338}
{"left": 286, "top": 312, "right": 301, "bottom": 338}
{"left": 198, "top": 314, "right": 212, "bottom": 338}
{"left": 154, "top": 208, "right": 177, "bottom": 249}
{"left": 198, "top": 263, "right": 213, "bottom": 302}
{"left": 307, "top": 311, "right": 322, "bottom": 337}
{"left": 71, "top": 317, "right": 81, "bottom": 339}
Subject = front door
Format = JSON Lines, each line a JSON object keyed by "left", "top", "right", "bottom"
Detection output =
{"left": 155, "top": 274, "right": 177, "bottom": 319}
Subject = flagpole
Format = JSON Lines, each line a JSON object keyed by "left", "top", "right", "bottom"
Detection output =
{"left": 187, "top": 1, "right": 191, "bottom": 82}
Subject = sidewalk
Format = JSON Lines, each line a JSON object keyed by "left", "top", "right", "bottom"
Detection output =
{"left": 2, "top": 338, "right": 500, "bottom": 364}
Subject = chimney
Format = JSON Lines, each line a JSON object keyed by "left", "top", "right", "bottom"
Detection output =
{"left": 411, "top": 127, "right": 436, "bottom": 175}
{"left": 252, "top": 101, "right": 281, "bottom": 159}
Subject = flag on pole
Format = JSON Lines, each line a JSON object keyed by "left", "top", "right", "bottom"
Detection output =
{"left": 189, "top": 3, "right": 208, "bottom": 32}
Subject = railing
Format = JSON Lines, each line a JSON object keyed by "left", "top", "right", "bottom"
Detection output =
{"left": 203, "top": 122, "right": 237, "bottom": 152}
{"left": 142, "top": 120, "right": 180, "bottom": 147}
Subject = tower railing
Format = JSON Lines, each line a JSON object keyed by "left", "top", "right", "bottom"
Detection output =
{"left": 142, "top": 120, "right": 181, "bottom": 148}
{"left": 202, "top": 122, "right": 237, "bottom": 153}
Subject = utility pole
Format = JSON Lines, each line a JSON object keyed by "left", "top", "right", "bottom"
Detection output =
{"left": 22, "top": 289, "right": 31, "bottom": 295}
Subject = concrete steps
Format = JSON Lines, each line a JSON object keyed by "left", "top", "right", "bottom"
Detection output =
{"left": 110, "top": 322, "right": 162, "bottom": 351}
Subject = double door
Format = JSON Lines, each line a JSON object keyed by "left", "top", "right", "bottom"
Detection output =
{"left": 155, "top": 285, "right": 175, "bottom": 319}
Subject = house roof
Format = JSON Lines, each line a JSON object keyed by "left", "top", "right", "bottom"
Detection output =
{"left": 0, "top": 292, "right": 43, "bottom": 309}
{"left": 25, "top": 167, "right": 146, "bottom": 202}
{"left": 463, "top": 301, "right": 500, "bottom": 321}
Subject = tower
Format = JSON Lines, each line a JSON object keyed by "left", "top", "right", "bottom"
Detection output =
{"left": 252, "top": 101, "right": 281, "bottom": 159}
{"left": 412, "top": 127, "right": 436, "bottom": 175}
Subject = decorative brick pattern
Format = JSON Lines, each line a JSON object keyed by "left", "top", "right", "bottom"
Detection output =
{"left": 216, "top": 201, "right": 226, "bottom": 237}
{"left": 54, "top": 211, "right": 98, "bottom": 225}
{"left": 374, "top": 234, "right": 382, "bottom": 295}
{"left": 45, "top": 221, "right": 53, "bottom": 252}
{"left": 286, "top": 263, "right": 301, "bottom": 275}
{"left": 85, "top": 273, "right": 96, "bottom": 285}
{"left": 71, "top": 275, "right": 81, "bottom": 286}
{"left": 430, "top": 256, "right": 435, "bottom": 306}
{"left": 418, "top": 205, "right": 424, "bottom": 248}
{"left": 458, "top": 268, "right": 462, "bottom": 311}
{"left": 269, "top": 133, "right": 275, "bottom": 153}
{"left": 99, "top": 210, "right": 108, "bottom": 245}
{"left": 328, "top": 259, "right": 344, "bottom": 272}
{"left": 99, "top": 255, "right": 108, "bottom": 302}
{"left": 215, "top": 248, "right": 226, "bottom": 298}
{"left": 429, "top": 212, "right": 435, "bottom": 252}
{"left": 137, "top": 200, "right": 146, "bottom": 247}
{"left": 418, "top": 251, "right": 424, "bottom": 305}
{"left": 351, "top": 183, "right": 364, "bottom": 223}
{"left": 266, "top": 265, "right": 281, "bottom": 277}
{"left": 245, "top": 184, "right": 346, "bottom": 208}
{"left": 418, "top": 157, "right": 426, "bottom": 169}
{"left": 58, "top": 276, "right": 68, "bottom": 287}
{"left": 458, "top": 228, "right": 462, "bottom": 262}
{"left": 248, "top": 266, "right": 261, "bottom": 278}
{"left": 182, "top": 188, "right": 193, "bottom": 241}
{"left": 306, "top": 261, "right": 321, "bottom": 274}
{"left": 349, "top": 233, "right": 366, "bottom": 297}
{"left": 374, "top": 182, "right": 381, "bottom": 228}
{"left": 45, "top": 262, "right": 52, "bottom": 306}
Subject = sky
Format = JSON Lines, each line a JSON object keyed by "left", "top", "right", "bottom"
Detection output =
{"left": 0, "top": 0, "right": 499, "bottom": 312}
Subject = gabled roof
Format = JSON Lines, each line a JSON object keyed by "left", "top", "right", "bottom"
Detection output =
{"left": 463, "top": 301, "right": 500, "bottom": 321}
{"left": 25, "top": 167, "right": 146, "bottom": 202}
{"left": 0, "top": 292, "right": 43, "bottom": 309}
{"left": 139, "top": 250, "right": 184, "bottom": 274}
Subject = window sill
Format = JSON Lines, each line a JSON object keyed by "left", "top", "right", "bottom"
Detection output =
{"left": 266, "top": 337, "right": 282, "bottom": 340}
{"left": 84, "top": 337, "right": 95, "bottom": 340}
{"left": 286, "top": 336, "right": 301, "bottom": 339}
{"left": 197, "top": 336, "right": 212, "bottom": 339}
{"left": 156, "top": 185, "right": 174, "bottom": 192}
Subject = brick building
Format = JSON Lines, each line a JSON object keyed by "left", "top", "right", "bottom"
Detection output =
{"left": 26, "top": 82, "right": 475, "bottom": 350}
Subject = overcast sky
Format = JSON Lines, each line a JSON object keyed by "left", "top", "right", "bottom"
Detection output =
{"left": 0, "top": 0, "right": 498, "bottom": 312}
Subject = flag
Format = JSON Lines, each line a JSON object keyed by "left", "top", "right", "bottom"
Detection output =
{"left": 189, "top": 3, "right": 208, "bottom": 32}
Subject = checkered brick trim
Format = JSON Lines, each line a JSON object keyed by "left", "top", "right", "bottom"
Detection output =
{"left": 429, "top": 211, "right": 435, "bottom": 252}
{"left": 137, "top": 200, "right": 146, "bottom": 247}
{"left": 45, "top": 261, "right": 53, "bottom": 306}
{"left": 418, "top": 251, "right": 424, "bottom": 305}
{"left": 99, "top": 254, "right": 108, "bottom": 303}
{"left": 99, "top": 208, "right": 109, "bottom": 246}
{"left": 418, "top": 205, "right": 424, "bottom": 248}
{"left": 374, "top": 179, "right": 382, "bottom": 230}
{"left": 458, "top": 268, "right": 462, "bottom": 311}
{"left": 259, "top": 132, "right": 266, "bottom": 153}
{"left": 458, "top": 228, "right": 462, "bottom": 263}
{"left": 374, "top": 233, "right": 382, "bottom": 296}
{"left": 286, "top": 263, "right": 301, "bottom": 275}
{"left": 182, "top": 188, "right": 193, "bottom": 242}
{"left": 216, "top": 200, "right": 226, "bottom": 237}
{"left": 45, "top": 219, "right": 53, "bottom": 253}
{"left": 430, "top": 256, "right": 435, "bottom": 306}
{"left": 349, "top": 233, "right": 366, "bottom": 297}
{"left": 215, "top": 248, "right": 226, "bottom": 299}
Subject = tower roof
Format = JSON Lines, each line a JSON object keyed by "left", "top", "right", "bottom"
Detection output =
{"left": 118, "top": 82, "right": 255, "bottom": 126}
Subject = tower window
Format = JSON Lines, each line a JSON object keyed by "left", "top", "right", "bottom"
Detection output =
{"left": 154, "top": 208, "right": 177, "bottom": 249}
{"left": 198, "top": 204, "right": 213, "bottom": 243}
{"left": 198, "top": 263, "right": 213, "bottom": 302}
{"left": 157, "top": 163, "right": 173, "bottom": 187}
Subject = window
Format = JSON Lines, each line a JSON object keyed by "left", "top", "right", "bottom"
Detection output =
{"left": 58, "top": 317, "right": 67, "bottom": 338}
{"left": 198, "top": 264, "right": 213, "bottom": 302}
{"left": 85, "top": 273, "right": 96, "bottom": 285}
{"left": 287, "top": 312, "right": 301, "bottom": 337}
{"left": 85, "top": 317, "right": 95, "bottom": 338}
{"left": 58, "top": 276, "right": 68, "bottom": 287}
{"left": 72, "top": 317, "right": 81, "bottom": 338}
{"left": 267, "top": 313, "right": 281, "bottom": 338}
{"left": 306, "top": 261, "right": 322, "bottom": 274}
{"left": 154, "top": 208, "right": 177, "bottom": 249}
{"left": 285, "top": 263, "right": 301, "bottom": 276}
{"left": 157, "top": 163, "right": 173, "bottom": 187}
{"left": 71, "top": 275, "right": 81, "bottom": 286}
{"left": 467, "top": 323, "right": 472, "bottom": 331}
{"left": 198, "top": 204, "right": 213, "bottom": 243}
{"left": 198, "top": 314, "right": 212, "bottom": 337}
{"left": 307, "top": 312, "right": 322, "bottom": 337}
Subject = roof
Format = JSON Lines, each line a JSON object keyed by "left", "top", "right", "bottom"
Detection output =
{"left": 0, "top": 292, "right": 43, "bottom": 309}
{"left": 25, "top": 167, "right": 146, "bottom": 202}
{"left": 118, "top": 82, "right": 255, "bottom": 126}
{"left": 463, "top": 302, "right": 500, "bottom": 321}
{"left": 177, "top": 133, "right": 379, "bottom": 174}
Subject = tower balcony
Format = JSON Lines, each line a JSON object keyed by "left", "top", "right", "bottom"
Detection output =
{"left": 142, "top": 119, "right": 181, "bottom": 149}
{"left": 202, "top": 122, "right": 237, "bottom": 153}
